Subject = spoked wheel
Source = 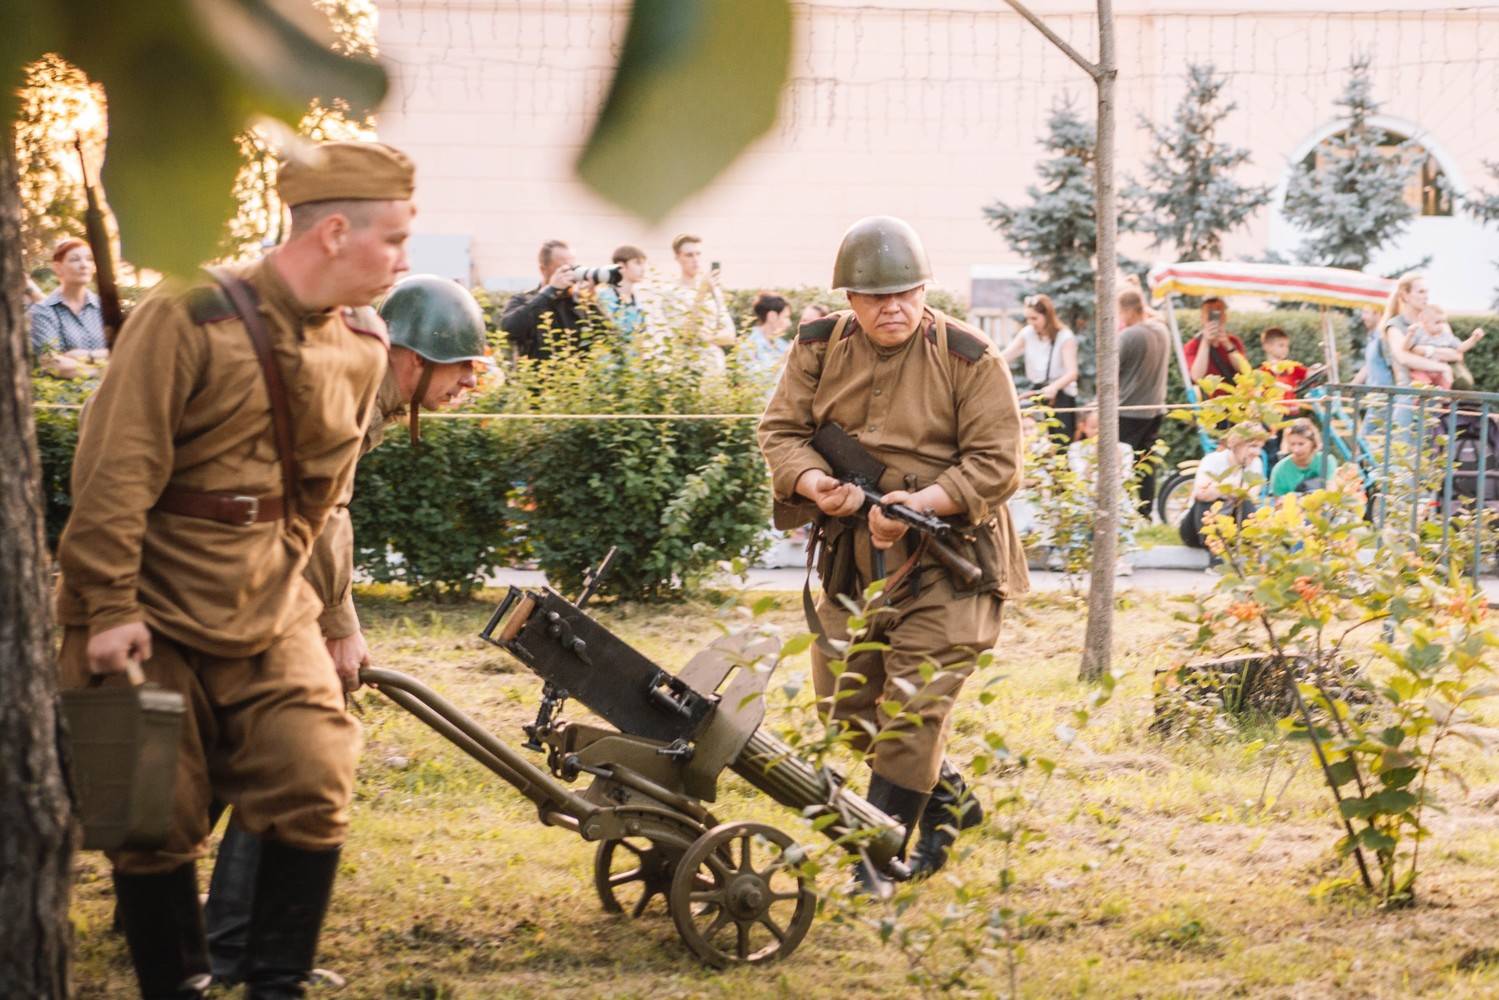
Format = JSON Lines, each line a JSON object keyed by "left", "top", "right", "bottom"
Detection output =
{"left": 669, "top": 821, "right": 815, "bottom": 967}
{"left": 594, "top": 829, "right": 694, "bottom": 918}
{"left": 1156, "top": 470, "right": 1195, "bottom": 528}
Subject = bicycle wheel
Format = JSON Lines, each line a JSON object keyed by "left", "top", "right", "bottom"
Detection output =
{"left": 1156, "top": 471, "right": 1195, "bottom": 528}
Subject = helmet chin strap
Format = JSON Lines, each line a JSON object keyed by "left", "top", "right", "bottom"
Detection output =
{"left": 410, "top": 359, "right": 434, "bottom": 445}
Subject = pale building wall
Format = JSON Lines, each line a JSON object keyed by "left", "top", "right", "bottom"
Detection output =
{"left": 375, "top": 0, "right": 1499, "bottom": 311}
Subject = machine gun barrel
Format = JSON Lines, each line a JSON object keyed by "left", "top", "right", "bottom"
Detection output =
{"left": 730, "top": 728, "right": 910, "bottom": 879}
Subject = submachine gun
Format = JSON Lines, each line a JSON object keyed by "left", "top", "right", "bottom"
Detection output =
{"left": 811, "top": 422, "right": 982, "bottom": 585}
{"left": 359, "top": 548, "right": 909, "bottom": 969}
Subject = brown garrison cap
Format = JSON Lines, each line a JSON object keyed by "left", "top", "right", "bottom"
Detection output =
{"left": 277, "top": 141, "right": 416, "bottom": 207}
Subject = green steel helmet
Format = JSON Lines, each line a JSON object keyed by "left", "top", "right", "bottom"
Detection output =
{"left": 831, "top": 216, "right": 933, "bottom": 294}
{"left": 379, "top": 274, "right": 489, "bottom": 364}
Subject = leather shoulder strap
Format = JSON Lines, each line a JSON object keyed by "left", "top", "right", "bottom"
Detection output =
{"left": 206, "top": 267, "right": 298, "bottom": 514}
{"left": 927, "top": 311, "right": 991, "bottom": 364}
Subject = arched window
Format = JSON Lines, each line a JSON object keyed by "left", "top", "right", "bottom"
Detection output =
{"left": 1299, "top": 129, "right": 1453, "bottom": 217}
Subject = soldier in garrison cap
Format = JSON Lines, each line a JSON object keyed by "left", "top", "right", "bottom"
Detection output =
{"left": 55, "top": 139, "right": 416, "bottom": 998}
{"left": 758, "top": 216, "right": 1029, "bottom": 895}
{"left": 202, "top": 274, "right": 488, "bottom": 989}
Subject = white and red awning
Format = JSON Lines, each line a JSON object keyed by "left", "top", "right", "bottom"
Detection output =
{"left": 1147, "top": 261, "right": 1395, "bottom": 310}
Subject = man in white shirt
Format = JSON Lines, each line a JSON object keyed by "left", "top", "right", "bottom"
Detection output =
{"left": 655, "top": 233, "right": 736, "bottom": 369}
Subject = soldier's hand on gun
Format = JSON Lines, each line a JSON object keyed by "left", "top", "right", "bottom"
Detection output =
{"left": 326, "top": 629, "right": 371, "bottom": 692}
{"left": 796, "top": 469, "right": 863, "bottom": 517}
{"left": 869, "top": 490, "right": 914, "bottom": 550}
{"left": 87, "top": 621, "right": 152, "bottom": 676}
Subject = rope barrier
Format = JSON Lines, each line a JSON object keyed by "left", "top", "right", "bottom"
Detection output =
{"left": 31, "top": 399, "right": 1222, "bottom": 418}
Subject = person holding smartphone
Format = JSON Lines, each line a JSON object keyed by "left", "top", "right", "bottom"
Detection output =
{"left": 1184, "top": 296, "right": 1250, "bottom": 393}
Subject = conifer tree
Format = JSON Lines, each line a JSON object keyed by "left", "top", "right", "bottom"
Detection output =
{"left": 984, "top": 103, "right": 1131, "bottom": 335}
{"left": 1130, "top": 64, "right": 1271, "bottom": 262}
{"left": 1461, "top": 162, "right": 1499, "bottom": 308}
{"left": 1283, "top": 57, "right": 1416, "bottom": 269}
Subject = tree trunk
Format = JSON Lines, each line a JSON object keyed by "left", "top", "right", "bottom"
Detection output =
{"left": 1079, "top": 0, "right": 1119, "bottom": 682}
{"left": 0, "top": 131, "right": 75, "bottom": 997}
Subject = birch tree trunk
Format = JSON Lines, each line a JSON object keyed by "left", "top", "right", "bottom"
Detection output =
{"left": 1079, "top": 0, "right": 1119, "bottom": 681}
{"left": 0, "top": 132, "right": 75, "bottom": 998}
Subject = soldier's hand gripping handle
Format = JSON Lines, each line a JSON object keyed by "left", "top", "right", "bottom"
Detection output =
{"left": 86, "top": 622, "right": 153, "bottom": 678}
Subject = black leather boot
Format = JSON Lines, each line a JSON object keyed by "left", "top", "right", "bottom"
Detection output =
{"left": 244, "top": 840, "right": 341, "bottom": 999}
{"left": 205, "top": 820, "right": 260, "bottom": 986}
{"left": 112, "top": 863, "right": 212, "bottom": 999}
{"left": 909, "top": 759, "right": 984, "bottom": 879}
{"left": 853, "top": 773, "right": 929, "bottom": 898}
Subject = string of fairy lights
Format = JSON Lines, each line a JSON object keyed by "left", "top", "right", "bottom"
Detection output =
{"left": 378, "top": 2, "right": 1499, "bottom": 180}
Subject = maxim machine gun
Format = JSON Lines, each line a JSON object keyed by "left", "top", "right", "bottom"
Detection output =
{"left": 359, "top": 550, "right": 909, "bottom": 968}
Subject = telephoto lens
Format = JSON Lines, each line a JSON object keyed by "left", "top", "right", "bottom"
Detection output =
{"left": 576, "top": 264, "right": 623, "bottom": 285}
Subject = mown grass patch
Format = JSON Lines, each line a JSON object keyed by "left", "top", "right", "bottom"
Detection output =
{"left": 69, "top": 589, "right": 1499, "bottom": 998}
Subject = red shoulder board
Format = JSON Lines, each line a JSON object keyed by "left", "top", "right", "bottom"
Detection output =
{"left": 342, "top": 306, "right": 389, "bottom": 348}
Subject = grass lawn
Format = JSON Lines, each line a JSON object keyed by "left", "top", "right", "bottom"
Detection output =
{"left": 70, "top": 587, "right": 1499, "bottom": 998}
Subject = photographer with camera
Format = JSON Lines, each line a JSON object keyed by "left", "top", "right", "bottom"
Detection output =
{"left": 594, "top": 245, "right": 648, "bottom": 342}
{"left": 502, "top": 239, "right": 588, "bottom": 360}
{"left": 1184, "top": 296, "right": 1250, "bottom": 392}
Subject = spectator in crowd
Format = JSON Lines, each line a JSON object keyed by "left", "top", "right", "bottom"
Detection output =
{"left": 1184, "top": 296, "right": 1249, "bottom": 392}
{"left": 1257, "top": 326, "right": 1311, "bottom": 470}
{"left": 595, "top": 244, "right": 649, "bottom": 342}
{"left": 657, "top": 233, "right": 736, "bottom": 371}
{"left": 1000, "top": 292, "right": 1079, "bottom": 439}
{"left": 1268, "top": 418, "right": 1339, "bottom": 499}
{"left": 1116, "top": 288, "right": 1170, "bottom": 515}
{"left": 740, "top": 292, "right": 792, "bottom": 385}
{"left": 1179, "top": 421, "right": 1268, "bottom": 565}
{"left": 1404, "top": 302, "right": 1483, "bottom": 390}
{"left": 30, "top": 237, "right": 108, "bottom": 378}
{"left": 799, "top": 302, "right": 830, "bottom": 327}
{"left": 1067, "top": 404, "right": 1137, "bottom": 576}
{"left": 501, "top": 239, "right": 585, "bottom": 360}
{"left": 1379, "top": 272, "right": 1453, "bottom": 388}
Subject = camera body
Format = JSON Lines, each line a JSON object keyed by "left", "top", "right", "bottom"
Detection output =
{"left": 576, "top": 264, "right": 623, "bottom": 286}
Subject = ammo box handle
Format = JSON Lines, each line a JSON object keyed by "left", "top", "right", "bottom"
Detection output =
{"left": 88, "top": 656, "right": 146, "bottom": 689}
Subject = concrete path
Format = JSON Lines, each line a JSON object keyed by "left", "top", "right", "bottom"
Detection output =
{"left": 483, "top": 564, "right": 1217, "bottom": 596}
{"left": 485, "top": 561, "right": 1499, "bottom": 602}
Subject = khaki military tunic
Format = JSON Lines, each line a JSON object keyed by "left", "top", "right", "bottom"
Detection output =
{"left": 758, "top": 307, "right": 1027, "bottom": 790}
{"left": 55, "top": 256, "right": 387, "bottom": 873}
{"left": 303, "top": 368, "right": 407, "bottom": 637}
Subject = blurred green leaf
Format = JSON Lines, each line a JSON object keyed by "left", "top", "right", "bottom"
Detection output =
{"left": 5, "top": 0, "right": 387, "bottom": 274}
{"left": 576, "top": 0, "right": 791, "bottom": 221}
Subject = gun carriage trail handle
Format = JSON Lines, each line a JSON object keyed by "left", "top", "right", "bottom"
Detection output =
{"left": 354, "top": 550, "right": 914, "bottom": 968}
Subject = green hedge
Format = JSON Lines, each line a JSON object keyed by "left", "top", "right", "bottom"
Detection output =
{"left": 32, "top": 305, "right": 775, "bottom": 602}
{"left": 349, "top": 418, "right": 527, "bottom": 600}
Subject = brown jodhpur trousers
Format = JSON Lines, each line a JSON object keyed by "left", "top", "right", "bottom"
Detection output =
{"left": 59, "top": 620, "right": 360, "bottom": 875}
{"left": 811, "top": 531, "right": 1004, "bottom": 793}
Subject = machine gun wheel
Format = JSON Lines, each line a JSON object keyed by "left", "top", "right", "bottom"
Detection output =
{"left": 669, "top": 821, "right": 815, "bottom": 967}
{"left": 594, "top": 811, "right": 705, "bottom": 918}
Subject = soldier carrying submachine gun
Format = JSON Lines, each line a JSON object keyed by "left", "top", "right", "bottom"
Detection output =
{"left": 759, "top": 215, "right": 1030, "bottom": 895}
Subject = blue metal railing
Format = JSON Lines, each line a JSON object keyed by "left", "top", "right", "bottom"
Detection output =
{"left": 1308, "top": 383, "right": 1499, "bottom": 579}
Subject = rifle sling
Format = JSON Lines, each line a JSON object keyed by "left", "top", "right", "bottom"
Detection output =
{"left": 801, "top": 517, "right": 926, "bottom": 660}
{"left": 207, "top": 268, "right": 298, "bottom": 518}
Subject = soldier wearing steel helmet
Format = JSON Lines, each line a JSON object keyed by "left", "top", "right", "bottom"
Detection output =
{"left": 202, "top": 273, "right": 490, "bottom": 989}
{"left": 758, "top": 216, "right": 1028, "bottom": 893}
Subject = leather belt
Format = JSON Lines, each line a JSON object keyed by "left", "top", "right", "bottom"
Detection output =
{"left": 154, "top": 487, "right": 284, "bottom": 526}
